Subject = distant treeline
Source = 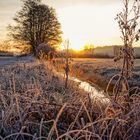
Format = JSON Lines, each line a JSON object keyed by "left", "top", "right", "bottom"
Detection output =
{"left": 1, "top": 43, "right": 140, "bottom": 59}
{"left": 66, "top": 45, "right": 140, "bottom": 59}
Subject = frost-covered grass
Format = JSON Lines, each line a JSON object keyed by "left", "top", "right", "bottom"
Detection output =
{"left": 0, "top": 56, "right": 139, "bottom": 140}
{"left": 57, "top": 58, "right": 140, "bottom": 92}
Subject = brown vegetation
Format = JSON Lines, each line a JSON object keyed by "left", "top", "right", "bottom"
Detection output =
{"left": 0, "top": 57, "right": 139, "bottom": 139}
{"left": 0, "top": 0, "right": 140, "bottom": 139}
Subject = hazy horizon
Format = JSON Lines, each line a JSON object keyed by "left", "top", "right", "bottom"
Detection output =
{"left": 0, "top": 0, "right": 139, "bottom": 50}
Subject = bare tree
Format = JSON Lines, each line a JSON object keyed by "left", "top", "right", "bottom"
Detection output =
{"left": 107, "top": 0, "right": 140, "bottom": 101}
{"left": 8, "top": 0, "right": 62, "bottom": 55}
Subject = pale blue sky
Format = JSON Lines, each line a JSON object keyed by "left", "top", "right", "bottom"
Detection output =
{"left": 0, "top": 0, "right": 130, "bottom": 49}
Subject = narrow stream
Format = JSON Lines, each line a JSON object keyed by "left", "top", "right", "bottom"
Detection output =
{"left": 69, "top": 76, "right": 111, "bottom": 105}
{"left": 57, "top": 72, "right": 111, "bottom": 106}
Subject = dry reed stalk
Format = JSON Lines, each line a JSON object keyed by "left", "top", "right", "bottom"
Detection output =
{"left": 47, "top": 103, "right": 67, "bottom": 140}
{"left": 107, "top": 0, "right": 140, "bottom": 102}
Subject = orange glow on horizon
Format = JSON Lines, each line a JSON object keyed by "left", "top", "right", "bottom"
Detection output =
{"left": 58, "top": 4, "right": 122, "bottom": 50}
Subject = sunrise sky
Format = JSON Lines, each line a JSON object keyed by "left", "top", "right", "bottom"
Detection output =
{"left": 0, "top": 0, "right": 133, "bottom": 50}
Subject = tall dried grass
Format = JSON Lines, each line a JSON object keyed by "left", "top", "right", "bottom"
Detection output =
{"left": 0, "top": 59, "right": 139, "bottom": 140}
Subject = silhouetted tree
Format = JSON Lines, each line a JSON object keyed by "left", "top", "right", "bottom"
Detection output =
{"left": 8, "top": 0, "right": 62, "bottom": 55}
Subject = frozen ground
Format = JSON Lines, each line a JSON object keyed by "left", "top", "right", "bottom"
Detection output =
{"left": 1, "top": 56, "right": 140, "bottom": 92}
{"left": 0, "top": 55, "right": 36, "bottom": 66}
{"left": 66, "top": 58, "right": 140, "bottom": 90}
{"left": 0, "top": 56, "right": 111, "bottom": 106}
